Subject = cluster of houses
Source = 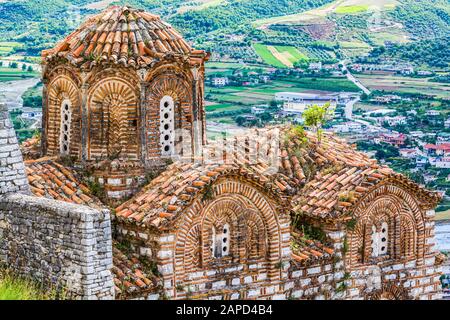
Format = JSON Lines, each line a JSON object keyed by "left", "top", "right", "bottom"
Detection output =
{"left": 209, "top": 62, "right": 342, "bottom": 88}
{"left": 350, "top": 61, "right": 435, "bottom": 77}
{"left": 350, "top": 61, "right": 415, "bottom": 75}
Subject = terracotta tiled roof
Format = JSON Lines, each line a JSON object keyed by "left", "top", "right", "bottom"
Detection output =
{"left": 115, "top": 161, "right": 290, "bottom": 229}
{"left": 290, "top": 231, "right": 335, "bottom": 266}
{"left": 25, "top": 157, "right": 103, "bottom": 208}
{"left": 112, "top": 242, "right": 161, "bottom": 298}
{"left": 42, "top": 5, "right": 208, "bottom": 69}
{"left": 115, "top": 126, "right": 441, "bottom": 227}
{"left": 20, "top": 136, "right": 41, "bottom": 160}
{"left": 281, "top": 129, "right": 441, "bottom": 219}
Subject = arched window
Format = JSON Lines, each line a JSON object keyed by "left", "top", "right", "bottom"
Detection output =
{"left": 159, "top": 96, "right": 175, "bottom": 156}
{"left": 379, "top": 222, "right": 388, "bottom": 255}
{"left": 88, "top": 79, "right": 139, "bottom": 160}
{"left": 371, "top": 222, "right": 388, "bottom": 257}
{"left": 60, "top": 99, "right": 72, "bottom": 155}
{"left": 211, "top": 223, "right": 230, "bottom": 258}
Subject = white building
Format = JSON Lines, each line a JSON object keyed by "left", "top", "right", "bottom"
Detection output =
{"left": 211, "top": 77, "right": 229, "bottom": 87}
{"left": 399, "top": 149, "right": 417, "bottom": 159}
{"left": 417, "top": 70, "right": 433, "bottom": 76}
{"left": 309, "top": 62, "right": 322, "bottom": 71}
{"left": 332, "top": 122, "right": 364, "bottom": 134}
{"left": 445, "top": 118, "right": 450, "bottom": 128}
{"left": 251, "top": 106, "right": 266, "bottom": 114}
{"left": 20, "top": 108, "right": 42, "bottom": 120}
{"left": 435, "top": 158, "right": 450, "bottom": 169}
{"left": 437, "top": 133, "right": 450, "bottom": 145}
{"left": 376, "top": 116, "right": 406, "bottom": 126}
{"left": 426, "top": 110, "right": 440, "bottom": 116}
{"left": 410, "top": 131, "right": 425, "bottom": 138}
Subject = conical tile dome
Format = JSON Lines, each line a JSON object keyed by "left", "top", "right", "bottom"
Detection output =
{"left": 42, "top": 6, "right": 207, "bottom": 69}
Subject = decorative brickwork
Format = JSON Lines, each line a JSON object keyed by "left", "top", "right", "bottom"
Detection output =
{"left": 2, "top": 5, "right": 445, "bottom": 300}
{"left": 41, "top": 6, "right": 209, "bottom": 199}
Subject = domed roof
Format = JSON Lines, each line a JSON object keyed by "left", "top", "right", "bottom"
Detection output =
{"left": 42, "top": 6, "right": 208, "bottom": 69}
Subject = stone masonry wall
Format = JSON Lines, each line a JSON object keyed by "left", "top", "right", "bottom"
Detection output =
{"left": 115, "top": 220, "right": 442, "bottom": 300}
{"left": 0, "top": 194, "right": 115, "bottom": 299}
{"left": 0, "top": 103, "right": 29, "bottom": 195}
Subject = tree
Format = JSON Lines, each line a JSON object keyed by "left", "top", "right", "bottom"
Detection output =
{"left": 260, "top": 112, "right": 272, "bottom": 122}
{"left": 9, "top": 62, "right": 18, "bottom": 69}
{"left": 22, "top": 64, "right": 27, "bottom": 71}
{"left": 27, "top": 65, "right": 33, "bottom": 72}
{"left": 303, "top": 103, "right": 331, "bottom": 142}
{"left": 235, "top": 116, "right": 246, "bottom": 126}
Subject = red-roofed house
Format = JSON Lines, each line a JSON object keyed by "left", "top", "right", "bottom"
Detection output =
{"left": 424, "top": 143, "right": 450, "bottom": 156}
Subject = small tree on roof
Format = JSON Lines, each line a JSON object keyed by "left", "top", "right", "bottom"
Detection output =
{"left": 303, "top": 102, "right": 332, "bottom": 143}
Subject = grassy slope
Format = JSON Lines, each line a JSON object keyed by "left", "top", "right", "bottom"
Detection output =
{"left": 0, "top": 269, "right": 61, "bottom": 300}
{"left": 335, "top": 4, "right": 368, "bottom": 14}
{"left": 253, "top": 43, "right": 286, "bottom": 68}
{"left": 274, "top": 46, "right": 309, "bottom": 63}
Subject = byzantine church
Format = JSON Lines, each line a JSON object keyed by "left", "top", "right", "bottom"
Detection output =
{"left": 16, "top": 5, "right": 445, "bottom": 300}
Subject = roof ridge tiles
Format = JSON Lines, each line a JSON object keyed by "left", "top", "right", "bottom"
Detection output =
{"left": 42, "top": 5, "right": 207, "bottom": 69}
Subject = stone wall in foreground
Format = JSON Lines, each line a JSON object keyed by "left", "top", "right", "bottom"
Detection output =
{"left": 0, "top": 193, "right": 115, "bottom": 300}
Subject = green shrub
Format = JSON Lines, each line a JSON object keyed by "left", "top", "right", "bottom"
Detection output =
{"left": 0, "top": 268, "right": 67, "bottom": 300}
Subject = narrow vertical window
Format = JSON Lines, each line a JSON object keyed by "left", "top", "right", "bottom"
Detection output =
{"left": 211, "top": 227, "right": 216, "bottom": 256}
{"left": 60, "top": 99, "right": 72, "bottom": 155}
{"left": 371, "top": 225, "right": 378, "bottom": 257}
{"left": 379, "top": 222, "right": 388, "bottom": 255}
{"left": 212, "top": 224, "right": 230, "bottom": 258}
{"left": 371, "top": 222, "right": 388, "bottom": 257}
{"left": 159, "top": 96, "right": 174, "bottom": 156}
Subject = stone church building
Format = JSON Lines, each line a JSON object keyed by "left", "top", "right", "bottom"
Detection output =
{"left": 0, "top": 6, "right": 445, "bottom": 300}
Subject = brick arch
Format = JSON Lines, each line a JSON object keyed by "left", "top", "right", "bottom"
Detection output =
{"left": 174, "top": 178, "right": 282, "bottom": 283}
{"left": 199, "top": 196, "right": 268, "bottom": 265}
{"left": 86, "top": 67, "right": 140, "bottom": 90}
{"left": 145, "top": 63, "right": 194, "bottom": 84}
{"left": 46, "top": 72, "right": 81, "bottom": 157}
{"left": 349, "top": 196, "right": 399, "bottom": 266}
{"left": 348, "top": 182, "right": 426, "bottom": 267}
{"left": 183, "top": 224, "right": 201, "bottom": 273}
{"left": 399, "top": 212, "right": 416, "bottom": 259}
{"left": 145, "top": 70, "right": 193, "bottom": 158}
{"left": 45, "top": 64, "right": 81, "bottom": 87}
{"left": 87, "top": 77, "right": 139, "bottom": 160}
{"left": 368, "top": 283, "right": 409, "bottom": 300}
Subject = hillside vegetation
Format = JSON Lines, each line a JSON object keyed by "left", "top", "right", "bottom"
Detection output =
{"left": 0, "top": 0, "right": 447, "bottom": 68}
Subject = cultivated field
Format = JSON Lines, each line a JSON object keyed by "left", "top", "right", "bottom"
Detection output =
{"left": 0, "top": 42, "right": 23, "bottom": 56}
{"left": 178, "top": 0, "right": 227, "bottom": 14}
{"left": 356, "top": 74, "right": 450, "bottom": 98}
{"left": 253, "top": 44, "right": 309, "bottom": 68}
{"left": 253, "top": 0, "right": 398, "bottom": 28}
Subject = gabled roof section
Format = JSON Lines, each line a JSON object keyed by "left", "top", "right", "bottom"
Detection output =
{"left": 115, "top": 126, "right": 441, "bottom": 228}
{"left": 115, "top": 162, "right": 291, "bottom": 229}
{"left": 286, "top": 131, "right": 442, "bottom": 220}
{"left": 290, "top": 231, "right": 335, "bottom": 267}
{"left": 42, "top": 5, "right": 208, "bottom": 69}
{"left": 25, "top": 157, "right": 103, "bottom": 209}
{"left": 113, "top": 241, "right": 161, "bottom": 299}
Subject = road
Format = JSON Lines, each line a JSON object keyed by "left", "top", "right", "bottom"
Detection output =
{"left": 338, "top": 60, "right": 371, "bottom": 120}
{"left": 344, "top": 97, "right": 359, "bottom": 120}
{"left": 340, "top": 59, "right": 371, "bottom": 95}
{"left": 0, "top": 77, "right": 40, "bottom": 110}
